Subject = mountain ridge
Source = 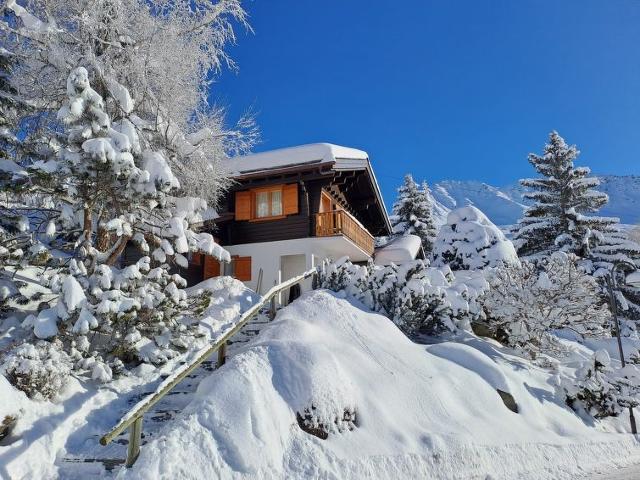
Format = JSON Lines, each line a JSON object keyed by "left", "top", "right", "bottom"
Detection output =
{"left": 428, "top": 175, "right": 640, "bottom": 227}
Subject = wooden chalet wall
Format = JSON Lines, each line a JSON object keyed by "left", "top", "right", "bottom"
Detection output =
{"left": 217, "top": 177, "right": 332, "bottom": 246}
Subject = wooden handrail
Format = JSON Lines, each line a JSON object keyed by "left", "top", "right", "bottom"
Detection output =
{"left": 100, "top": 268, "right": 318, "bottom": 467}
{"left": 315, "top": 210, "right": 375, "bottom": 256}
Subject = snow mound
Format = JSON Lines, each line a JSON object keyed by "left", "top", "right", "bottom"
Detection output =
{"left": 432, "top": 206, "right": 520, "bottom": 270}
{"left": 124, "top": 290, "right": 640, "bottom": 480}
{"left": 374, "top": 234, "right": 422, "bottom": 265}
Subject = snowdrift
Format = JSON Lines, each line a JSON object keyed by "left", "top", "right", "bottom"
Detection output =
{"left": 124, "top": 290, "right": 640, "bottom": 480}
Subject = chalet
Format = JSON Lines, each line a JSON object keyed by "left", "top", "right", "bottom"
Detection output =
{"left": 189, "top": 143, "right": 392, "bottom": 297}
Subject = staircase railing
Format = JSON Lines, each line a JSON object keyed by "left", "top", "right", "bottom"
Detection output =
{"left": 99, "top": 268, "right": 318, "bottom": 468}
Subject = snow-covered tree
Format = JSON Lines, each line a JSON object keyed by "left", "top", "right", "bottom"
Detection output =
{"left": 564, "top": 350, "right": 640, "bottom": 420}
{"left": 2, "top": 0, "right": 256, "bottom": 207}
{"left": 3, "top": 68, "right": 230, "bottom": 392}
{"left": 480, "top": 253, "right": 611, "bottom": 357}
{"left": 390, "top": 175, "right": 437, "bottom": 254}
{"left": 513, "top": 131, "right": 614, "bottom": 258}
{"left": 431, "top": 206, "right": 519, "bottom": 270}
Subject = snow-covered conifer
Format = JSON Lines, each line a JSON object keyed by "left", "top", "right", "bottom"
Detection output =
{"left": 514, "top": 131, "right": 615, "bottom": 258}
{"left": 2, "top": 69, "right": 230, "bottom": 395}
{"left": 432, "top": 206, "right": 519, "bottom": 270}
{"left": 390, "top": 175, "right": 437, "bottom": 254}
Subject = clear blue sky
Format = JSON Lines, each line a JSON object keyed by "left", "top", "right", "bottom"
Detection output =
{"left": 214, "top": 0, "right": 640, "bottom": 203}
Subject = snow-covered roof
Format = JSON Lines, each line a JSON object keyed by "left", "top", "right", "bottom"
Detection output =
{"left": 226, "top": 143, "right": 392, "bottom": 234}
{"left": 226, "top": 143, "right": 369, "bottom": 177}
{"left": 374, "top": 234, "right": 422, "bottom": 266}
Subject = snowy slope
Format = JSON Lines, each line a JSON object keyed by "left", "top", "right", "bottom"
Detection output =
{"left": 123, "top": 290, "right": 640, "bottom": 480}
{"left": 429, "top": 175, "right": 640, "bottom": 227}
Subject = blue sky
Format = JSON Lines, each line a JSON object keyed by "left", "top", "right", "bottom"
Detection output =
{"left": 214, "top": 0, "right": 640, "bottom": 202}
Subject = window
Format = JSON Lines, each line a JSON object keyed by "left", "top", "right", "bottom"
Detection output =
{"left": 235, "top": 184, "right": 298, "bottom": 221}
{"left": 255, "top": 187, "right": 283, "bottom": 219}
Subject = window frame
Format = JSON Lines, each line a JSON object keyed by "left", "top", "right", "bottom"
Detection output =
{"left": 250, "top": 185, "right": 285, "bottom": 221}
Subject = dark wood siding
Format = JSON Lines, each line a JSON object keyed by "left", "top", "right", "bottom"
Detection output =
{"left": 223, "top": 180, "right": 312, "bottom": 245}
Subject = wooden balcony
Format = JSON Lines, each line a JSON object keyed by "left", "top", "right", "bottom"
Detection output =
{"left": 315, "top": 210, "right": 375, "bottom": 256}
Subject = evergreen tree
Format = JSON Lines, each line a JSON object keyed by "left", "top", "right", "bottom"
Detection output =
{"left": 514, "top": 131, "right": 614, "bottom": 258}
{"left": 2, "top": 68, "right": 230, "bottom": 391}
{"left": 390, "top": 174, "right": 437, "bottom": 254}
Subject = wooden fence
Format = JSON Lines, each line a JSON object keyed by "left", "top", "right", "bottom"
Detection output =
{"left": 99, "top": 268, "right": 318, "bottom": 467}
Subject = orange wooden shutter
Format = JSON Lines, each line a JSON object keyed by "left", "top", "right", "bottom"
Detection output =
{"left": 203, "top": 255, "right": 221, "bottom": 279}
{"left": 191, "top": 252, "right": 203, "bottom": 266}
{"left": 235, "top": 191, "right": 252, "bottom": 220}
{"left": 283, "top": 183, "right": 298, "bottom": 215}
{"left": 234, "top": 256, "right": 251, "bottom": 281}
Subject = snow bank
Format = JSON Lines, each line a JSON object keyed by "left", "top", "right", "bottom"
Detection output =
{"left": 124, "top": 290, "right": 640, "bottom": 480}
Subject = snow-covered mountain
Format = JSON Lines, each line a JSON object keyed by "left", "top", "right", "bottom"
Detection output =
{"left": 429, "top": 175, "right": 640, "bottom": 227}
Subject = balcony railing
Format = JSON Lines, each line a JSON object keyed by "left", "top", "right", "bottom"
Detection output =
{"left": 315, "top": 209, "right": 375, "bottom": 256}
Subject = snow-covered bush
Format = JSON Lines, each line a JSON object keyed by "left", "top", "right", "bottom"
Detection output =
{"left": 564, "top": 350, "right": 640, "bottom": 419}
{"left": 479, "top": 253, "right": 610, "bottom": 356}
{"left": 318, "top": 258, "right": 485, "bottom": 335}
{"left": 431, "top": 206, "right": 519, "bottom": 270}
{"left": 2, "top": 340, "right": 72, "bottom": 400}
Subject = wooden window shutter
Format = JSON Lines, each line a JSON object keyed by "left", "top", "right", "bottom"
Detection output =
{"left": 234, "top": 256, "right": 252, "bottom": 281}
{"left": 203, "top": 255, "right": 221, "bottom": 279}
{"left": 235, "top": 191, "right": 252, "bottom": 220}
{"left": 282, "top": 183, "right": 298, "bottom": 215}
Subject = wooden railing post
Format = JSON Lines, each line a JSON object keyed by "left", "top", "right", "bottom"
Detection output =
{"left": 269, "top": 294, "right": 277, "bottom": 320}
{"left": 126, "top": 416, "right": 143, "bottom": 468}
{"left": 217, "top": 342, "right": 226, "bottom": 367}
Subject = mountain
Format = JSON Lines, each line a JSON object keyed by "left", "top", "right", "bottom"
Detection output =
{"left": 428, "top": 175, "right": 640, "bottom": 227}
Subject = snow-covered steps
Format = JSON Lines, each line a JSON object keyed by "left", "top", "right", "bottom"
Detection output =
{"left": 58, "top": 311, "right": 275, "bottom": 478}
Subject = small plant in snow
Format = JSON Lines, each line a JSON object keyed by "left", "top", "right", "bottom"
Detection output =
{"left": 431, "top": 206, "right": 519, "bottom": 271}
{"left": 2, "top": 340, "right": 72, "bottom": 400}
{"left": 564, "top": 350, "right": 640, "bottom": 419}
{"left": 479, "top": 253, "right": 610, "bottom": 357}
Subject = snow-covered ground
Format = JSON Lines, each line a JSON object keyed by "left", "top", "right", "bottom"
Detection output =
{"left": 116, "top": 290, "right": 640, "bottom": 480}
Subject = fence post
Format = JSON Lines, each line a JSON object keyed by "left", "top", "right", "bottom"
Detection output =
{"left": 269, "top": 294, "right": 277, "bottom": 321}
{"left": 125, "top": 416, "right": 143, "bottom": 468}
{"left": 217, "top": 342, "right": 226, "bottom": 367}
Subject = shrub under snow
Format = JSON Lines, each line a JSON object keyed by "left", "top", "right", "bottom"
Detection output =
{"left": 2, "top": 340, "right": 72, "bottom": 400}
{"left": 318, "top": 257, "right": 486, "bottom": 335}
{"left": 564, "top": 349, "right": 640, "bottom": 419}
{"left": 479, "top": 252, "right": 611, "bottom": 357}
{"left": 431, "top": 206, "right": 519, "bottom": 270}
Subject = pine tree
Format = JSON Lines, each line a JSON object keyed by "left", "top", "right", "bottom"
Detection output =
{"left": 390, "top": 174, "right": 437, "bottom": 254}
{"left": 514, "top": 131, "right": 614, "bottom": 258}
{"left": 3, "top": 68, "right": 230, "bottom": 390}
